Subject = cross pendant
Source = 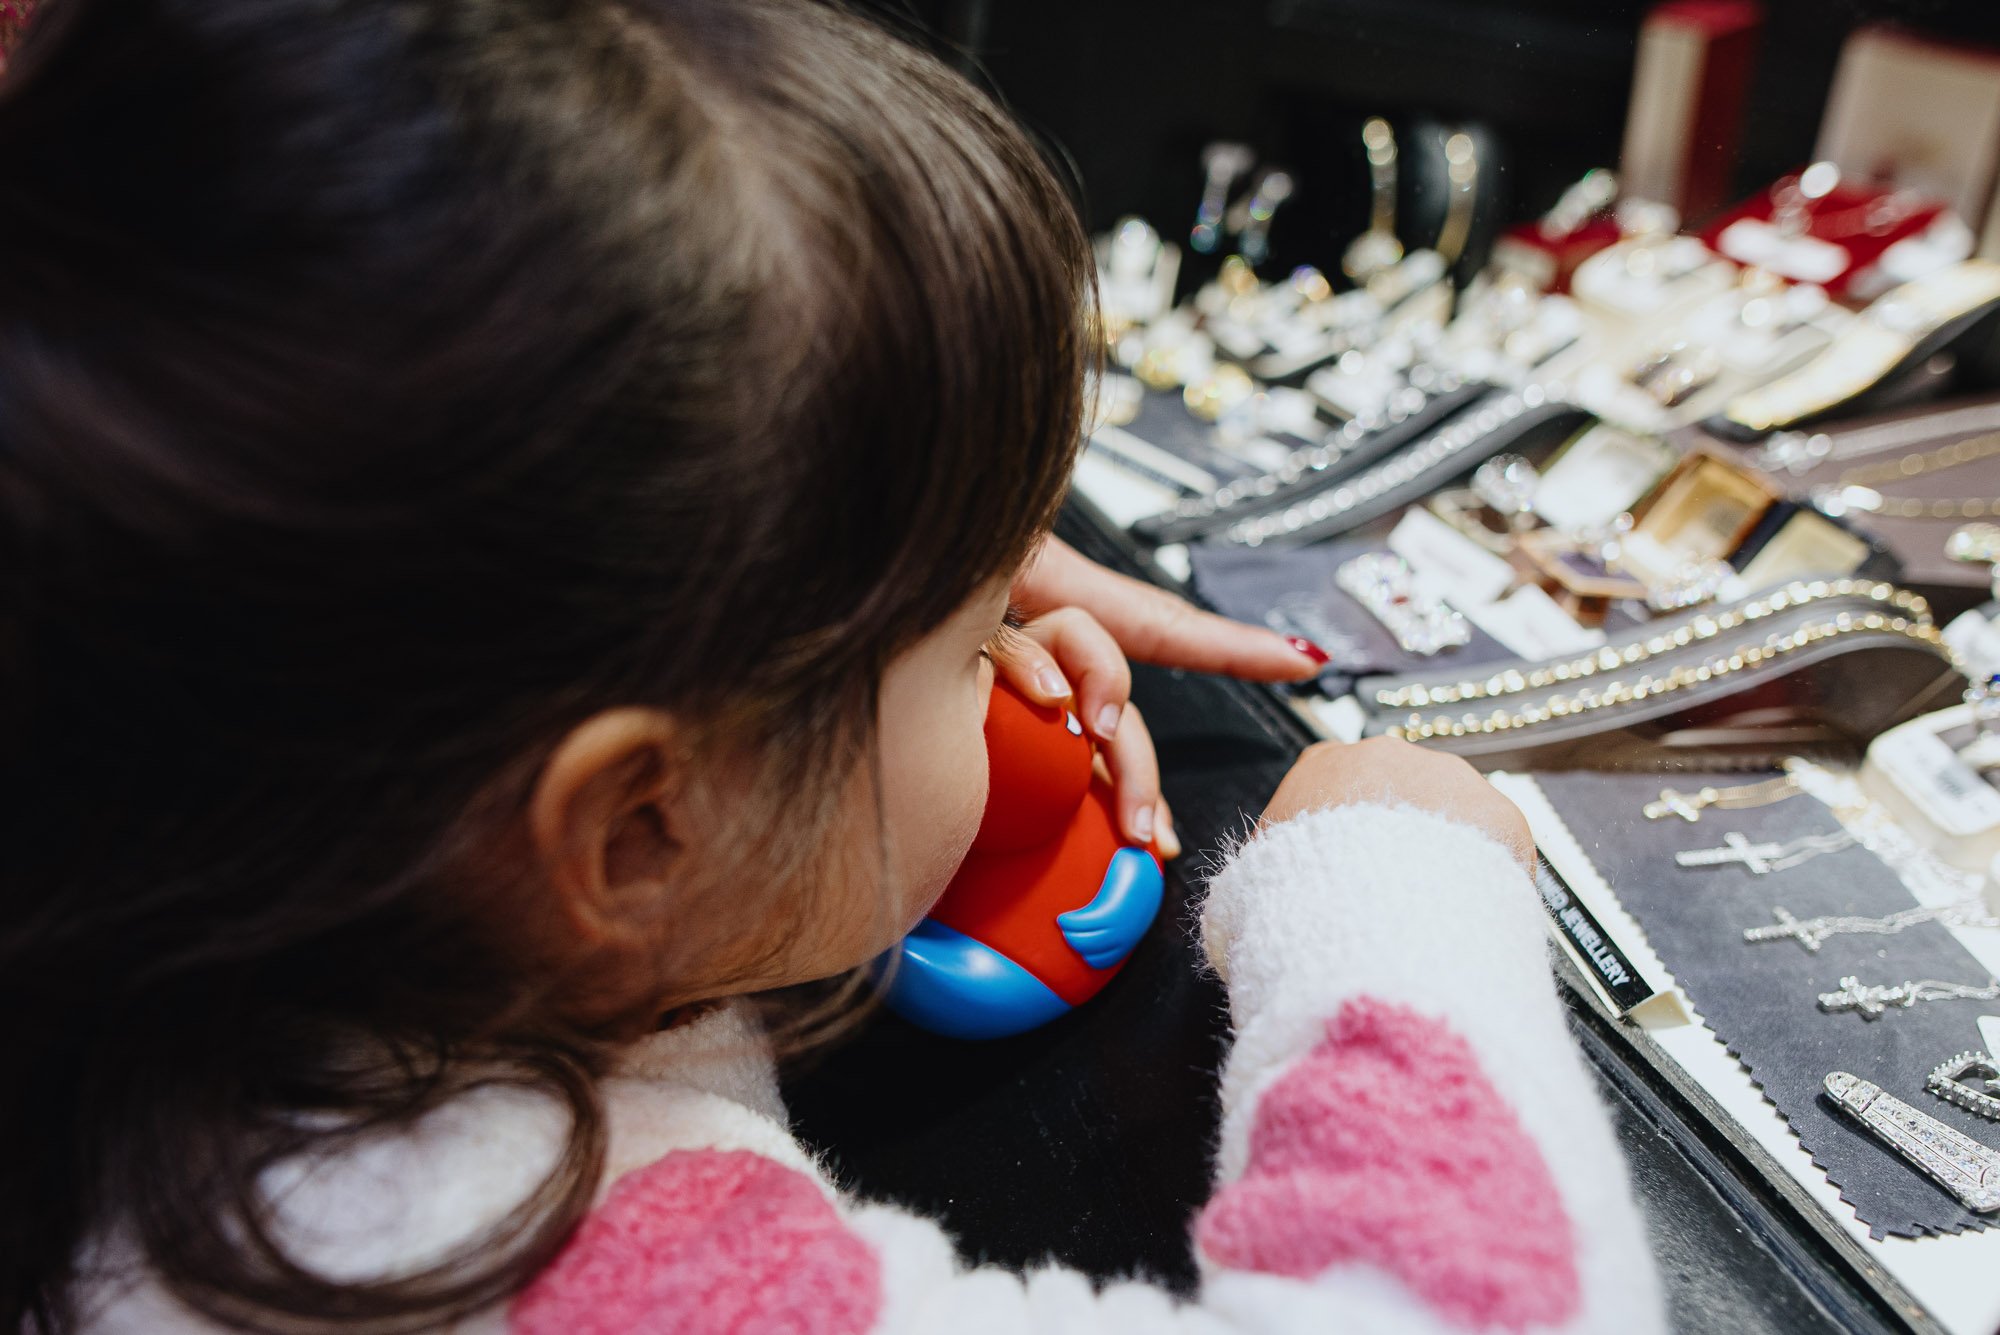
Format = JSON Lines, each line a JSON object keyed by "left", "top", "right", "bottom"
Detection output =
{"left": 1676, "top": 830, "right": 1781, "bottom": 874}
{"left": 1644, "top": 787, "right": 1705, "bottom": 821}
{"left": 1744, "top": 905, "right": 1828, "bottom": 951}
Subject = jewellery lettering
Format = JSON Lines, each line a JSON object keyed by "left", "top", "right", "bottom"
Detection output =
{"left": 1929, "top": 1052, "right": 2000, "bottom": 1122}
{"left": 1823, "top": 1072, "right": 2000, "bottom": 1213}
{"left": 1817, "top": 975, "right": 2000, "bottom": 1020}
{"left": 1676, "top": 829, "right": 1854, "bottom": 875}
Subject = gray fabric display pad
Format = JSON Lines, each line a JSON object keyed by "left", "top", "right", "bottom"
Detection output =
{"left": 1123, "top": 391, "right": 1278, "bottom": 484}
{"left": 1188, "top": 540, "right": 1516, "bottom": 677}
{"left": 1535, "top": 771, "right": 2000, "bottom": 1238}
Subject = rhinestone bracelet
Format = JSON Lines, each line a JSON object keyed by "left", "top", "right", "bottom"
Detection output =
{"left": 1225, "top": 384, "right": 1567, "bottom": 548}
{"left": 1388, "top": 612, "right": 1951, "bottom": 741}
{"left": 1373, "top": 579, "right": 1930, "bottom": 710}
{"left": 1150, "top": 373, "right": 1469, "bottom": 529}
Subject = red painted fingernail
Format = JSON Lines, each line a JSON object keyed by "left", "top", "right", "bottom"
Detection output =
{"left": 1287, "top": 636, "right": 1331, "bottom": 666}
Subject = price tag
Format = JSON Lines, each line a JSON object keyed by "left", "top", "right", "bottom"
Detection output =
{"left": 1871, "top": 723, "right": 2000, "bottom": 837}
{"left": 1387, "top": 506, "right": 1515, "bottom": 607}
{"left": 1467, "top": 585, "right": 1606, "bottom": 661}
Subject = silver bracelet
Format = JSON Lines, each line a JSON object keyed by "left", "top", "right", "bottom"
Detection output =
{"left": 1823, "top": 1072, "right": 2000, "bottom": 1213}
{"left": 1929, "top": 1052, "right": 2000, "bottom": 1122}
{"left": 1226, "top": 383, "right": 1566, "bottom": 547}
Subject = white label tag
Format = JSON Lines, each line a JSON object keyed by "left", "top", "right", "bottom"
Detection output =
{"left": 1533, "top": 422, "right": 1675, "bottom": 532}
{"left": 1466, "top": 585, "right": 1607, "bottom": 661}
{"left": 1716, "top": 219, "right": 1849, "bottom": 285}
{"left": 1388, "top": 506, "right": 1516, "bottom": 607}
{"left": 1305, "top": 693, "right": 1369, "bottom": 743}
{"left": 1206, "top": 318, "right": 1266, "bottom": 361}
{"left": 1871, "top": 724, "right": 2000, "bottom": 837}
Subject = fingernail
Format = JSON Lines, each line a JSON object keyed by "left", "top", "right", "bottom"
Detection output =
{"left": 1130, "top": 805, "right": 1155, "bottom": 843}
{"left": 1036, "top": 667, "right": 1070, "bottom": 700}
{"left": 1287, "top": 635, "right": 1331, "bottom": 667}
{"left": 1095, "top": 703, "right": 1122, "bottom": 738}
{"left": 1159, "top": 822, "right": 1183, "bottom": 859}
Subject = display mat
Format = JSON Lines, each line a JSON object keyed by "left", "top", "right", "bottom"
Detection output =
{"left": 1189, "top": 538, "right": 1517, "bottom": 677}
{"left": 1534, "top": 771, "right": 2000, "bottom": 1239}
{"left": 1118, "top": 390, "right": 1273, "bottom": 484}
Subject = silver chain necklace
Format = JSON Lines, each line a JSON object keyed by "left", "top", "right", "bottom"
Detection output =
{"left": 1817, "top": 974, "right": 2000, "bottom": 1020}
{"left": 1745, "top": 900, "right": 2000, "bottom": 953}
{"left": 1675, "top": 829, "right": 1856, "bottom": 875}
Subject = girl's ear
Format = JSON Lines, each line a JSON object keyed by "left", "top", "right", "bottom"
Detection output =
{"left": 527, "top": 707, "right": 690, "bottom": 952}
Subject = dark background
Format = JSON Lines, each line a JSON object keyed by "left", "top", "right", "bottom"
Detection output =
{"left": 868, "top": 0, "right": 2000, "bottom": 281}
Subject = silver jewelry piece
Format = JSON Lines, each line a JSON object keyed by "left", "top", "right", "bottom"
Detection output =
{"left": 1643, "top": 774, "right": 1801, "bottom": 822}
{"left": 1333, "top": 552, "right": 1470, "bottom": 656}
{"left": 1782, "top": 759, "right": 1988, "bottom": 905}
{"left": 1817, "top": 975, "right": 2000, "bottom": 1020}
{"left": 1823, "top": 1071, "right": 2000, "bottom": 1212}
{"left": 1676, "top": 829, "right": 1855, "bottom": 875}
{"left": 1745, "top": 900, "right": 2000, "bottom": 953}
{"left": 1929, "top": 1052, "right": 2000, "bottom": 1122}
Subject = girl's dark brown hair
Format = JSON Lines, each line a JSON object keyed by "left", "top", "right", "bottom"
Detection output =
{"left": 0, "top": 1, "right": 1090, "bottom": 1329}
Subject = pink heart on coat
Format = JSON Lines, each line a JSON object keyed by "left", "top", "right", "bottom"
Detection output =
{"left": 1197, "top": 996, "right": 1580, "bottom": 1330}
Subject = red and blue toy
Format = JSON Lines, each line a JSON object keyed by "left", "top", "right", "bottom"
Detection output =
{"left": 880, "top": 679, "right": 1165, "bottom": 1040}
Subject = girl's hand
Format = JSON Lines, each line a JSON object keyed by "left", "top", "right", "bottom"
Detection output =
{"left": 1261, "top": 738, "right": 1536, "bottom": 872}
{"left": 1010, "top": 537, "right": 1327, "bottom": 681}
{"left": 990, "top": 603, "right": 1175, "bottom": 858}
{"left": 992, "top": 537, "right": 1331, "bottom": 861}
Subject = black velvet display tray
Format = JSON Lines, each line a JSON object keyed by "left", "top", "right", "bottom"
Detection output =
{"left": 1118, "top": 389, "right": 1290, "bottom": 484}
{"left": 1188, "top": 538, "right": 1516, "bottom": 678}
{"left": 1535, "top": 770, "right": 2000, "bottom": 1238}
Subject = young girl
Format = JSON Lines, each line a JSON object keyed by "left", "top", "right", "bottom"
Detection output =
{"left": 0, "top": 2, "right": 1663, "bottom": 1331}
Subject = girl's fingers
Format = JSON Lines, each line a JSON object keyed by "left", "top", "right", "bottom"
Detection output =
{"left": 1018, "top": 606, "right": 1131, "bottom": 743}
{"left": 990, "top": 625, "right": 1073, "bottom": 708}
{"left": 1101, "top": 701, "right": 1162, "bottom": 846}
{"left": 1155, "top": 798, "right": 1182, "bottom": 860}
{"left": 1013, "top": 535, "right": 1327, "bottom": 681}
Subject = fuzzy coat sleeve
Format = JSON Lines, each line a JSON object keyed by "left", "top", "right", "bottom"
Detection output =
{"left": 82, "top": 804, "right": 1664, "bottom": 1335}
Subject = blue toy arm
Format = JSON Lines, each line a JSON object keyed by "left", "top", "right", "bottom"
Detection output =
{"left": 879, "top": 919, "right": 1072, "bottom": 1041}
{"left": 1055, "top": 847, "right": 1164, "bottom": 971}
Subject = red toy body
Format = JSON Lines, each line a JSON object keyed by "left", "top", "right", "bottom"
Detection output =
{"left": 881, "top": 681, "right": 1165, "bottom": 1038}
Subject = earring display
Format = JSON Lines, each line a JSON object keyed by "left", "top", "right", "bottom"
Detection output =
{"left": 1341, "top": 119, "right": 1403, "bottom": 283}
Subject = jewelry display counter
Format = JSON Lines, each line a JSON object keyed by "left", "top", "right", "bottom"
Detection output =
{"left": 795, "top": 7, "right": 2000, "bottom": 1328}
{"left": 783, "top": 503, "right": 1966, "bottom": 1335}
